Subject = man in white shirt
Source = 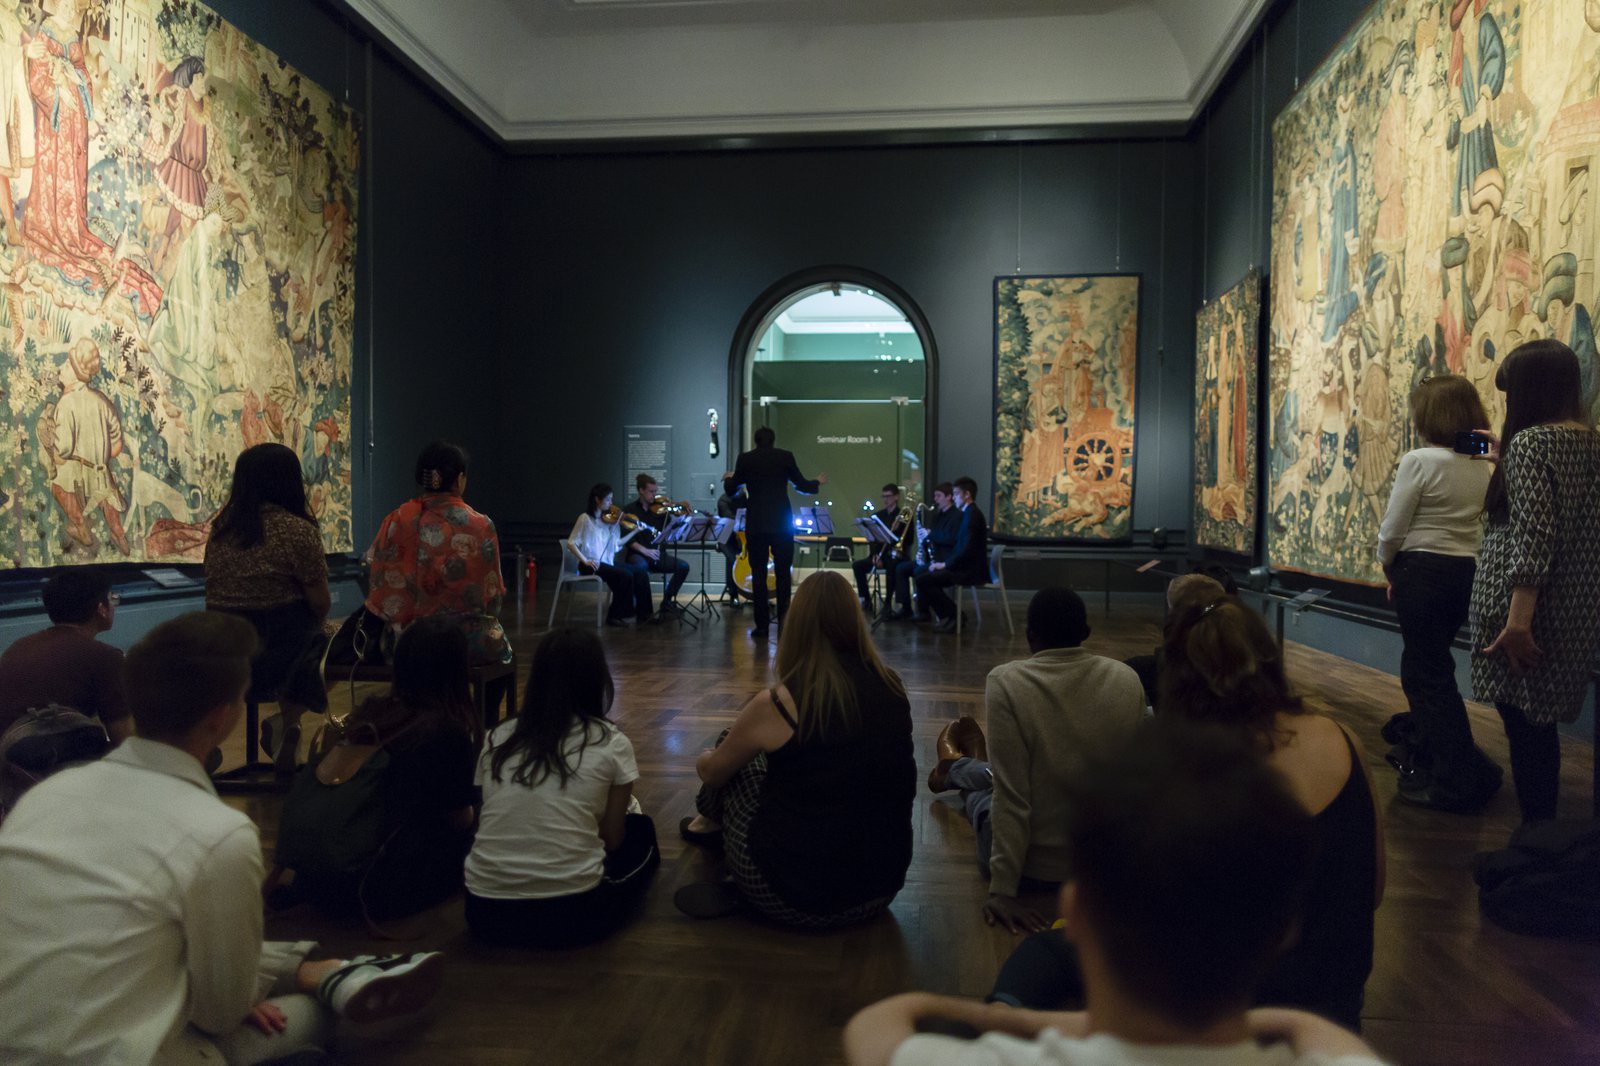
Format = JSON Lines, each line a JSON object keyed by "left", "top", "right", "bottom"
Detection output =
{"left": 929, "top": 588, "right": 1145, "bottom": 933}
{"left": 846, "top": 724, "right": 1390, "bottom": 1066}
{"left": 0, "top": 611, "right": 444, "bottom": 1065}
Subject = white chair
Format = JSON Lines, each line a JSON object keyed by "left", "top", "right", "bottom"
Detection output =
{"left": 548, "top": 540, "right": 609, "bottom": 627}
{"left": 955, "top": 544, "right": 1014, "bottom": 637}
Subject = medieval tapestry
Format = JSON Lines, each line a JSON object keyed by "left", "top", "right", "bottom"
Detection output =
{"left": 1194, "top": 269, "right": 1260, "bottom": 555}
{"left": 0, "top": 0, "right": 358, "bottom": 568}
{"left": 994, "top": 274, "right": 1138, "bottom": 541}
{"left": 1270, "top": 0, "right": 1600, "bottom": 584}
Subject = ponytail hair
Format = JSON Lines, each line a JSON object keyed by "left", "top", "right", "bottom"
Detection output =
{"left": 1158, "top": 596, "right": 1302, "bottom": 745}
{"left": 415, "top": 440, "right": 469, "bottom": 494}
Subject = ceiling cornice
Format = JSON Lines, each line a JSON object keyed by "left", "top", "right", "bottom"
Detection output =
{"left": 335, "top": 0, "right": 1271, "bottom": 150}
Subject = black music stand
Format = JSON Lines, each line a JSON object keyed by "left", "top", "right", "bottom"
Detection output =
{"left": 795, "top": 505, "right": 834, "bottom": 535}
{"left": 659, "top": 514, "right": 704, "bottom": 630}
{"left": 857, "top": 515, "right": 898, "bottom": 621}
{"left": 674, "top": 514, "right": 722, "bottom": 622}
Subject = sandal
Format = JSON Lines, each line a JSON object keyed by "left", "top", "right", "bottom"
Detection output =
{"left": 678, "top": 815, "right": 723, "bottom": 847}
{"left": 674, "top": 880, "right": 742, "bottom": 919}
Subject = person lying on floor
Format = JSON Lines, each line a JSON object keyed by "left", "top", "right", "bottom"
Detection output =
{"left": 844, "top": 721, "right": 1390, "bottom": 1066}
{"left": 0, "top": 611, "right": 443, "bottom": 1065}
{"left": 677, "top": 570, "right": 915, "bottom": 927}
{"left": 928, "top": 587, "right": 1144, "bottom": 933}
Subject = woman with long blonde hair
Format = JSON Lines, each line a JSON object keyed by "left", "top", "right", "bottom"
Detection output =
{"left": 677, "top": 570, "right": 915, "bottom": 926}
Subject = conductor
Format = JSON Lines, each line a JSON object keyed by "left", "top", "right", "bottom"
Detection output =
{"left": 723, "top": 426, "right": 828, "bottom": 640}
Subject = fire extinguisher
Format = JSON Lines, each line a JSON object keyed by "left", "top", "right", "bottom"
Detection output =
{"left": 524, "top": 557, "right": 538, "bottom": 600}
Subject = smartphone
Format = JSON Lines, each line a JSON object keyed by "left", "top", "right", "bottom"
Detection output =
{"left": 1453, "top": 431, "right": 1491, "bottom": 456}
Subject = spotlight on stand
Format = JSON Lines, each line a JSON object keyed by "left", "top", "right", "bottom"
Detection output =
{"left": 1247, "top": 565, "right": 1271, "bottom": 592}
{"left": 1150, "top": 527, "right": 1169, "bottom": 550}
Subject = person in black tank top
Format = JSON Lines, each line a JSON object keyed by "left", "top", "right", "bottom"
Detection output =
{"left": 676, "top": 572, "right": 915, "bottom": 927}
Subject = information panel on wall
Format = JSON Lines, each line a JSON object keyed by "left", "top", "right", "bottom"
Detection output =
{"left": 624, "top": 425, "right": 671, "bottom": 497}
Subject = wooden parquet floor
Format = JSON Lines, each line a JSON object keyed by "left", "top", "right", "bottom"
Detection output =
{"left": 221, "top": 589, "right": 1600, "bottom": 1066}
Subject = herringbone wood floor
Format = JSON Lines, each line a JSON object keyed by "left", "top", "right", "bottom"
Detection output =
{"left": 221, "top": 586, "right": 1600, "bottom": 1065}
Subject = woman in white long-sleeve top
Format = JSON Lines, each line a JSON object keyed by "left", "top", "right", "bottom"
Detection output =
{"left": 1376, "top": 375, "right": 1498, "bottom": 811}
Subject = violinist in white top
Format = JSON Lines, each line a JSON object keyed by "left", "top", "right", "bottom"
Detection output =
{"left": 568, "top": 483, "right": 658, "bottom": 627}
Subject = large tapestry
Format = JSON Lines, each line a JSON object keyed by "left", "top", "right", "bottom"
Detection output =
{"left": 1270, "top": 0, "right": 1600, "bottom": 584}
{"left": 994, "top": 274, "right": 1138, "bottom": 541}
{"left": 1194, "top": 269, "right": 1260, "bottom": 555}
{"left": 0, "top": 0, "right": 358, "bottom": 568}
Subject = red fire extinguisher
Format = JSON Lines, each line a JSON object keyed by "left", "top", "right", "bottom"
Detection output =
{"left": 524, "top": 557, "right": 538, "bottom": 600}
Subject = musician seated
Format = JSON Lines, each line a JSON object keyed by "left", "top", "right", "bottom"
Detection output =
{"left": 880, "top": 482, "right": 956, "bottom": 622}
{"left": 569, "top": 484, "right": 656, "bottom": 627}
{"left": 915, "top": 476, "right": 989, "bottom": 633}
{"left": 623, "top": 474, "right": 691, "bottom": 620}
{"left": 852, "top": 483, "right": 902, "bottom": 611}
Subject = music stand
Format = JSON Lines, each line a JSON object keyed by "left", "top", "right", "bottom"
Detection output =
{"left": 795, "top": 505, "right": 834, "bottom": 535}
{"left": 658, "top": 514, "right": 705, "bottom": 630}
{"left": 856, "top": 515, "right": 897, "bottom": 615}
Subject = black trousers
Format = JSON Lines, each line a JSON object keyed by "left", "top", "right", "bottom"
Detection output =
{"left": 852, "top": 555, "right": 886, "bottom": 603}
{"left": 625, "top": 548, "right": 690, "bottom": 606}
{"left": 580, "top": 561, "right": 652, "bottom": 621}
{"left": 1495, "top": 702, "right": 1560, "bottom": 821}
{"left": 464, "top": 814, "right": 660, "bottom": 948}
{"left": 745, "top": 531, "right": 795, "bottom": 630}
{"left": 886, "top": 560, "right": 922, "bottom": 612}
{"left": 1390, "top": 551, "right": 1496, "bottom": 793}
{"left": 915, "top": 569, "right": 964, "bottom": 621}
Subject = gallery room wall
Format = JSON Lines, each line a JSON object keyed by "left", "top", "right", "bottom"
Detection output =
{"left": 492, "top": 138, "right": 1199, "bottom": 535}
{"left": 205, "top": 0, "right": 505, "bottom": 545}
{"left": 1190, "top": 0, "right": 1594, "bottom": 739}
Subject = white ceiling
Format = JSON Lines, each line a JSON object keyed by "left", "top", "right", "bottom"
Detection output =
{"left": 777, "top": 288, "right": 915, "bottom": 334}
{"left": 342, "top": 0, "right": 1269, "bottom": 144}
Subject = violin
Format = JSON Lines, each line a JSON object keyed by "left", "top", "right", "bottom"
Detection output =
{"left": 647, "top": 497, "right": 692, "bottom": 518}
{"left": 601, "top": 504, "right": 658, "bottom": 542}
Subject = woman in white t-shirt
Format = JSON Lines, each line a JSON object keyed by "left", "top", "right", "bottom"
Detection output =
{"left": 464, "top": 627, "right": 659, "bottom": 947}
{"left": 1376, "top": 374, "right": 1498, "bottom": 811}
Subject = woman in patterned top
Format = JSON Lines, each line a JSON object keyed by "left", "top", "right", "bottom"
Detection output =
{"left": 358, "top": 441, "right": 511, "bottom": 667}
{"left": 205, "top": 443, "right": 330, "bottom": 772}
{"left": 1471, "top": 340, "right": 1600, "bottom": 822}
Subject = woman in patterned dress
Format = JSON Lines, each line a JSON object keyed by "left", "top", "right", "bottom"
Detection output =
{"left": 1470, "top": 340, "right": 1600, "bottom": 822}
{"left": 204, "top": 443, "right": 331, "bottom": 773}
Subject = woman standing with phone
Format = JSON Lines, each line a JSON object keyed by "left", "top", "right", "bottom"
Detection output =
{"left": 1471, "top": 340, "right": 1600, "bottom": 823}
{"left": 1377, "top": 376, "right": 1498, "bottom": 810}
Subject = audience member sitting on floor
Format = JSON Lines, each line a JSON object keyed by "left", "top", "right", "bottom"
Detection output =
{"left": 677, "top": 570, "right": 916, "bottom": 925}
{"left": 0, "top": 611, "right": 444, "bottom": 1065}
{"left": 928, "top": 587, "right": 1145, "bottom": 933}
{"left": 272, "top": 617, "right": 482, "bottom": 924}
{"left": 205, "top": 442, "right": 332, "bottom": 773}
{"left": 0, "top": 570, "right": 131, "bottom": 742}
{"left": 989, "top": 595, "right": 1384, "bottom": 1032}
{"left": 1123, "top": 564, "right": 1236, "bottom": 706}
{"left": 844, "top": 722, "right": 1390, "bottom": 1066}
{"left": 464, "top": 626, "right": 660, "bottom": 948}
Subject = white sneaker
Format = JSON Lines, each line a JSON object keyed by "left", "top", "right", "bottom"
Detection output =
{"left": 317, "top": 952, "right": 444, "bottom": 1024}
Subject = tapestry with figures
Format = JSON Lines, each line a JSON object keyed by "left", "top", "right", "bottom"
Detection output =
{"left": 0, "top": 0, "right": 358, "bottom": 567}
{"left": 1270, "top": 0, "right": 1598, "bottom": 583}
{"left": 994, "top": 274, "right": 1138, "bottom": 541}
{"left": 1194, "top": 269, "right": 1260, "bottom": 555}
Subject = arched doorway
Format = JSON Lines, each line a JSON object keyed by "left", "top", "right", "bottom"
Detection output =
{"left": 728, "top": 268, "right": 936, "bottom": 520}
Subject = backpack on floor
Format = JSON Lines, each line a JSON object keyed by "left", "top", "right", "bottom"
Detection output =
{"left": 1474, "top": 820, "right": 1600, "bottom": 939}
{"left": 0, "top": 704, "right": 112, "bottom": 822}
{"left": 276, "top": 737, "right": 395, "bottom": 883}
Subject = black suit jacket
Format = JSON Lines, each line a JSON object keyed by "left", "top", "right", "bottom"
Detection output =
{"left": 724, "top": 445, "right": 820, "bottom": 536}
{"left": 944, "top": 504, "right": 989, "bottom": 583}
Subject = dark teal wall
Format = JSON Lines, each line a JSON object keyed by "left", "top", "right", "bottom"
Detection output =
{"left": 496, "top": 139, "right": 1199, "bottom": 534}
{"left": 204, "top": 0, "right": 504, "bottom": 546}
